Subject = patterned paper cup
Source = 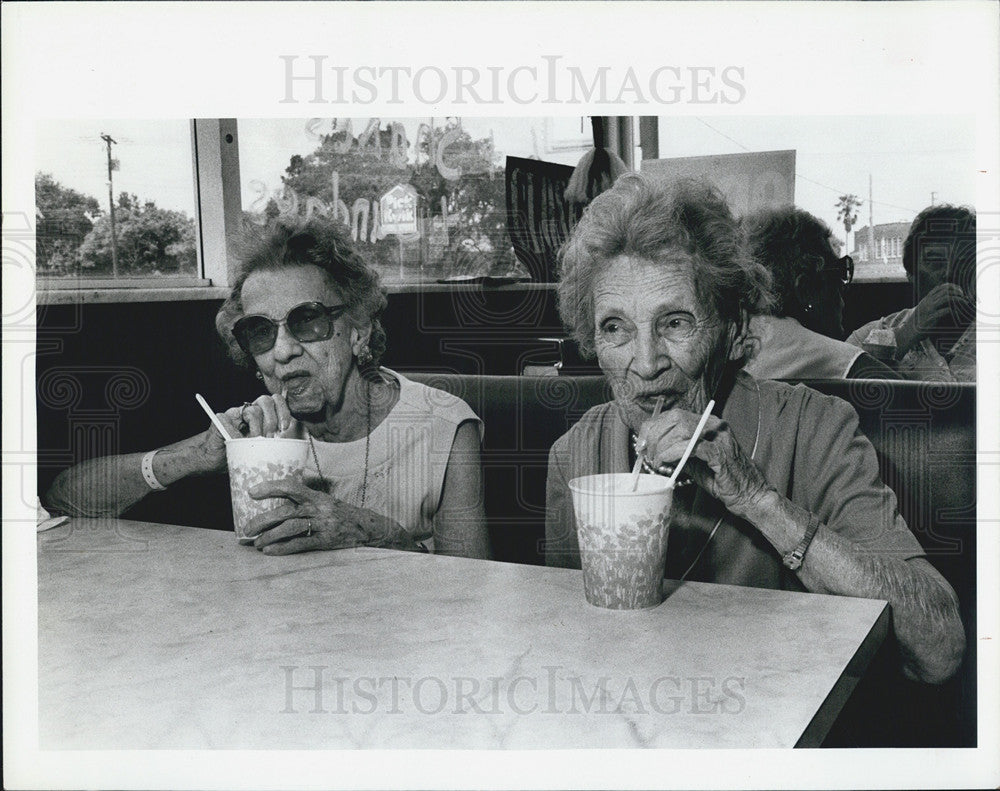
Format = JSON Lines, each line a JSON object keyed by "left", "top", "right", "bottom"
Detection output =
{"left": 569, "top": 473, "right": 674, "bottom": 610}
{"left": 225, "top": 437, "right": 310, "bottom": 544}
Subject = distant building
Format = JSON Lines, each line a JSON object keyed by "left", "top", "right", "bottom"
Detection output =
{"left": 851, "top": 222, "right": 910, "bottom": 269}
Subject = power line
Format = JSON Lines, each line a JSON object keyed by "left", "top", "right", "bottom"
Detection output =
{"left": 691, "top": 118, "right": 920, "bottom": 217}
{"left": 795, "top": 173, "right": 918, "bottom": 215}
{"left": 693, "top": 118, "right": 751, "bottom": 152}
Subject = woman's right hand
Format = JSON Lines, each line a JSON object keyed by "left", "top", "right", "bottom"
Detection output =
{"left": 190, "top": 393, "right": 296, "bottom": 474}
{"left": 895, "top": 283, "right": 973, "bottom": 355}
{"left": 225, "top": 393, "right": 295, "bottom": 438}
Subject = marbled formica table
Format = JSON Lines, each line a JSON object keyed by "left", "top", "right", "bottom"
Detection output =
{"left": 38, "top": 519, "right": 888, "bottom": 749}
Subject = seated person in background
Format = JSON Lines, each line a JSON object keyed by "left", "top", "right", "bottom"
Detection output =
{"left": 46, "top": 217, "right": 490, "bottom": 559}
{"left": 546, "top": 175, "right": 964, "bottom": 684}
{"left": 846, "top": 205, "right": 976, "bottom": 381}
{"left": 741, "top": 207, "right": 900, "bottom": 380}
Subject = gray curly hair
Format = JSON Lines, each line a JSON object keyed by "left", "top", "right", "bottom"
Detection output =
{"left": 557, "top": 174, "right": 773, "bottom": 360}
{"left": 216, "top": 215, "right": 388, "bottom": 369}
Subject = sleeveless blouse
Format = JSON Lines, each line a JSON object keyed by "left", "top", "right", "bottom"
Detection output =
{"left": 302, "top": 368, "right": 481, "bottom": 542}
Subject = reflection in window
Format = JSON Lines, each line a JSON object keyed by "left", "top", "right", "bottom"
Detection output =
{"left": 237, "top": 118, "right": 590, "bottom": 286}
{"left": 35, "top": 120, "right": 198, "bottom": 282}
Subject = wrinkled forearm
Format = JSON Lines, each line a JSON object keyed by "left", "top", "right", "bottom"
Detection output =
{"left": 433, "top": 509, "right": 490, "bottom": 560}
{"left": 45, "top": 435, "right": 220, "bottom": 519}
{"left": 46, "top": 453, "right": 156, "bottom": 518}
{"left": 848, "top": 555, "right": 965, "bottom": 683}
{"left": 743, "top": 490, "right": 965, "bottom": 684}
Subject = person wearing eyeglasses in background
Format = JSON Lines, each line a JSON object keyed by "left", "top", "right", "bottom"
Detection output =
{"left": 845, "top": 205, "right": 976, "bottom": 382}
{"left": 45, "top": 217, "right": 490, "bottom": 559}
{"left": 739, "top": 207, "right": 902, "bottom": 381}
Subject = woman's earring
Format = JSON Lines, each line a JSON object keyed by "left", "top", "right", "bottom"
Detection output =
{"left": 357, "top": 344, "right": 373, "bottom": 366}
{"left": 255, "top": 371, "right": 264, "bottom": 381}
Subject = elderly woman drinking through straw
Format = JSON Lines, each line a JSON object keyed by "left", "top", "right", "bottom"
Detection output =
{"left": 46, "top": 217, "right": 489, "bottom": 559}
{"left": 545, "top": 174, "right": 963, "bottom": 685}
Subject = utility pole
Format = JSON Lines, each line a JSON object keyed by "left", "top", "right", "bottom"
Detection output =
{"left": 100, "top": 133, "right": 119, "bottom": 278}
{"left": 868, "top": 173, "right": 875, "bottom": 265}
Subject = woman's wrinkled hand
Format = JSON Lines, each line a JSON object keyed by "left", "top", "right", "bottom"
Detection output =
{"left": 896, "top": 283, "right": 973, "bottom": 355}
{"left": 225, "top": 393, "right": 296, "bottom": 439}
{"left": 191, "top": 412, "right": 240, "bottom": 474}
{"left": 189, "top": 393, "right": 296, "bottom": 476}
{"left": 246, "top": 476, "right": 378, "bottom": 555}
{"left": 637, "top": 408, "right": 774, "bottom": 519}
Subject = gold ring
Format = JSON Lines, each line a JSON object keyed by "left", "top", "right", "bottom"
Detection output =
{"left": 306, "top": 522, "right": 313, "bottom": 537}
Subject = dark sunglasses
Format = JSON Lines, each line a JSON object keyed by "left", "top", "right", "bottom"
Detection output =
{"left": 232, "top": 301, "right": 349, "bottom": 356}
{"left": 816, "top": 254, "right": 854, "bottom": 286}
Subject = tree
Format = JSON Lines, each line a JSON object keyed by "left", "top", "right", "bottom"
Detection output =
{"left": 835, "top": 194, "right": 862, "bottom": 255}
{"left": 259, "top": 120, "right": 514, "bottom": 278}
{"left": 34, "top": 173, "right": 102, "bottom": 274}
{"left": 77, "top": 192, "right": 197, "bottom": 276}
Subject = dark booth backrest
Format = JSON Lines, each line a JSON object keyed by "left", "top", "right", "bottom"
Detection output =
{"left": 403, "top": 373, "right": 977, "bottom": 749}
{"left": 404, "top": 375, "right": 976, "bottom": 575}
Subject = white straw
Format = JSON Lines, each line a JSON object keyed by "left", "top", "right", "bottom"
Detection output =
{"left": 629, "top": 395, "right": 665, "bottom": 491}
{"left": 279, "top": 386, "right": 289, "bottom": 435}
{"left": 668, "top": 399, "right": 715, "bottom": 487}
{"left": 194, "top": 393, "right": 234, "bottom": 441}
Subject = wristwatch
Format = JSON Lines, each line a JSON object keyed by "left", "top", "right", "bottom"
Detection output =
{"left": 783, "top": 514, "right": 820, "bottom": 571}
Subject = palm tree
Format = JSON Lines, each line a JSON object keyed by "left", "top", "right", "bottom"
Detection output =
{"left": 835, "top": 194, "right": 862, "bottom": 256}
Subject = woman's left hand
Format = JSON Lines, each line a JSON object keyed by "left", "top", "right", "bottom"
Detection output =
{"left": 245, "top": 476, "right": 381, "bottom": 555}
{"left": 638, "top": 408, "right": 774, "bottom": 520}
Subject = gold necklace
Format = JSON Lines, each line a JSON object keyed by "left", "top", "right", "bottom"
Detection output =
{"left": 307, "top": 380, "right": 372, "bottom": 509}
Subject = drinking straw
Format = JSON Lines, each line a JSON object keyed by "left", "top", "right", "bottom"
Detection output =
{"left": 629, "top": 395, "right": 665, "bottom": 491}
{"left": 279, "top": 386, "right": 288, "bottom": 434}
{"left": 667, "top": 399, "right": 715, "bottom": 487}
{"left": 194, "top": 393, "right": 234, "bottom": 441}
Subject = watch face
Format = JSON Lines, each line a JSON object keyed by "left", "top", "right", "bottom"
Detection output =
{"left": 783, "top": 553, "right": 803, "bottom": 571}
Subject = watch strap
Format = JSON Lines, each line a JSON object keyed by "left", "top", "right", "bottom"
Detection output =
{"left": 783, "top": 513, "right": 820, "bottom": 571}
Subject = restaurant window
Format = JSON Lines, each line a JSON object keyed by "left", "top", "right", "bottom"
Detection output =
{"left": 235, "top": 117, "right": 593, "bottom": 287}
{"left": 35, "top": 120, "right": 205, "bottom": 291}
{"left": 651, "top": 115, "right": 975, "bottom": 283}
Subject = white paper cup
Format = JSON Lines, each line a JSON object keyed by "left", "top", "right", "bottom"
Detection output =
{"left": 569, "top": 473, "right": 674, "bottom": 609}
{"left": 225, "top": 437, "right": 310, "bottom": 544}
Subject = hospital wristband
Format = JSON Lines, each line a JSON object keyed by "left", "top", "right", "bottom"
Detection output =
{"left": 141, "top": 450, "right": 168, "bottom": 491}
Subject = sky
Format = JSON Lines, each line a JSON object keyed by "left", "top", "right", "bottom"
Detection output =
{"left": 35, "top": 114, "right": 977, "bottom": 256}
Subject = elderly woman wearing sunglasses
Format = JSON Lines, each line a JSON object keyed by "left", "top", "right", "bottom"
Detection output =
{"left": 739, "top": 206, "right": 900, "bottom": 380}
{"left": 45, "top": 217, "right": 490, "bottom": 559}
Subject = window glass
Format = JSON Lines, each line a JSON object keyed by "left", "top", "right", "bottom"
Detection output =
{"left": 35, "top": 120, "right": 198, "bottom": 283}
{"left": 237, "top": 117, "right": 591, "bottom": 286}
{"left": 651, "top": 115, "right": 976, "bottom": 281}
